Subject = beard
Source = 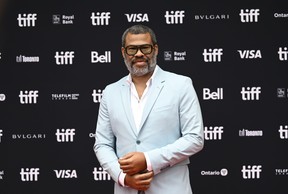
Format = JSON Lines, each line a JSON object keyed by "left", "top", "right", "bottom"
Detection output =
{"left": 124, "top": 53, "right": 157, "bottom": 77}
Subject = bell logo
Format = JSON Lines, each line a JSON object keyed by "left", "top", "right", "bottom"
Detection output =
{"left": 91, "top": 51, "right": 111, "bottom": 63}
{"left": 203, "top": 88, "right": 223, "bottom": 100}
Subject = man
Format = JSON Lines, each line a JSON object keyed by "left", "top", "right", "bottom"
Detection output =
{"left": 94, "top": 24, "right": 204, "bottom": 194}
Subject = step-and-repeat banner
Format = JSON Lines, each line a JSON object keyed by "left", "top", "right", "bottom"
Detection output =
{"left": 0, "top": 1, "right": 287, "bottom": 194}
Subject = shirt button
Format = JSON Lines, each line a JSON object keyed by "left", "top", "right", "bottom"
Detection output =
{"left": 136, "top": 140, "right": 141, "bottom": 144}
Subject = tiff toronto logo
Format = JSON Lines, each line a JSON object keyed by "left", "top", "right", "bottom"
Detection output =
{"left": 55, "top": 129, "right": 75, "bottom": 142}
{"left": 241, "top": 165, "right": 262, "bottom": 179}
{"left": 19, "top": 90, "right": 39, "bottom": 104}
{"left": 165, "top": 10, "right": 185, "bottom": 24}
{"left": 17, "top": 13, "right": 37, "bottom": 27}
{"left": 239, "top": 9, "right": 260, "bottom": 22}
{"left": 91, "top": 12, "right": 110, "bottom": 25}
{"left": 20, "top": 168, "right": 40, "bottom": 181}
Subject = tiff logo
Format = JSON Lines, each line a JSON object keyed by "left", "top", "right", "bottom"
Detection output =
{"left": 278, "top": 47, "right": 288, "bottom": 61}
{"left": 91, "top": 12, "right": 110, "bottom": 25}
{"left": 20, "top": 168, "right": 40, "bottom": 181}
{"left": 204, "top": 126, "right": 224, "bottom": 140}
{"left": 165, "top": 10, "right": 185, "bottom": 24}
{"left": 91, "top": 51, "right": 111, "bottom": 63}
{"left": 241, "top": 87, "right": 261, "bottom": 100}
{"left": 92, "top": 89, "right": 103, "bottom": 103}
{"left": 19, "top": 90, "right": 39, "bottom": 104}
{"left": 203, "top": 48, "right": 223, "bottom": 62}
{"left": 239, "top": 9, "right": 260, "bottom": 22}
{"left": 242, "top": 165, "right": 262, "bottom": 179}
{"left": 55, "top": 129, "right": 75, "bottom": 142}
{"left": 55, "top": 51, "right": 74, "bottom": 65}
{"left": 93, "top": 167, "right": 111, "bottom": 181}
{"left": 17, "top": 13, "right": 37, "bottom": 27}
{"left": 279, "top": 125, "right": 288, "bottom": 139}
{"left": 0, "top": 129, "right": 2, "bottom": 143}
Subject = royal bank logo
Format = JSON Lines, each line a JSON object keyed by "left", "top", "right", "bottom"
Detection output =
{"left": 52, "top": 14, "right": 75, "bottom": 24}
{"left": 165, "top": 10, "right": 185, "bottom": 24}
{"left": 93, "top": 167, "right": 111, "bottom": 181}
{"left": 277, "top": 88, "right": 288, "bottom": 98}
{"left": 164, "top": 51, "right": 186, "bottom": 61}
{"left": 125, "top": 13, "right": 149, "bottom": 22}
{"left": 92, "top": 89, "right": 103, "bottom": 103}
{"left": 51, "top": 93, "right": 79, "bottom": 100}
{"left": 16, "top": 55, "right": 40, "bottom": 63}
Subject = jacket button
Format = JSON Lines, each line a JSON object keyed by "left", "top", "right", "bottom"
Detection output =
{"left": 136, "top": 140, "right": 141, "bottom": 144}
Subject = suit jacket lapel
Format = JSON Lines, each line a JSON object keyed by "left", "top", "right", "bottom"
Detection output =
{"left": 120, "top": 79, "right": 138, "bottom": 137}
{"left": 139, "top": 68, "right": 165, "bottom": 131}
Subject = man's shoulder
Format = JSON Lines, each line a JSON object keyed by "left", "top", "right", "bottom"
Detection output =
{"left": 104, "top": 76, "right": 128, "bottom": 89}
{"left": 160, "top": 68, "right": 191, "bottom": 82}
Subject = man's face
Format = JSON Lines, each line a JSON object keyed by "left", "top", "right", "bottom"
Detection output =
{"left": 121, "top": 33, "right": 158, "bottom": 77}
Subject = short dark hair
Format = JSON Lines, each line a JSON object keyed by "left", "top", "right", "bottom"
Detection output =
{"left": 121, "top": 24, "right": 157, "bottom": 47}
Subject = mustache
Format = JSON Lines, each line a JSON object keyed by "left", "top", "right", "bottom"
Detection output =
{"left": 132, "top": 57, "right": 148, "bottom": 63}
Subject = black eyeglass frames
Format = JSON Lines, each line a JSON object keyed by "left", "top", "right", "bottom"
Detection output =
{"left": 124, "top": 44, "right": 154, "bottom": 56}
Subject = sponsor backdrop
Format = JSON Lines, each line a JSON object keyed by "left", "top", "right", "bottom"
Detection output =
{"left": 0, "top": 0, "right": 287, "bottom": 193}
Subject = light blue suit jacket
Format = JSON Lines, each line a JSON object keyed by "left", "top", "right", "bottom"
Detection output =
{"left": 94, "top": 66, "right": 204, "bottom": 194}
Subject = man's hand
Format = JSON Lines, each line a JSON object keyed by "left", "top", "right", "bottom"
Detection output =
{"left": 124, "top": 170, "right": 154, "bottom": 191}
{"left": 118, "top": 152, "right": 147, "bottom": 175}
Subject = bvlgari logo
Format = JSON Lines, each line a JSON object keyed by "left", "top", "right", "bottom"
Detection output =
{"left": 12, "top": 133, "right": 46, "bottom": 140}
{"left": 194, "top": 13, "right": 230, "bottom": 20}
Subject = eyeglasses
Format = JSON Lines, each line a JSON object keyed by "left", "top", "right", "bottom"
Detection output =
{"left": 124, "top": 44, "right": 154, "bottom": 56}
